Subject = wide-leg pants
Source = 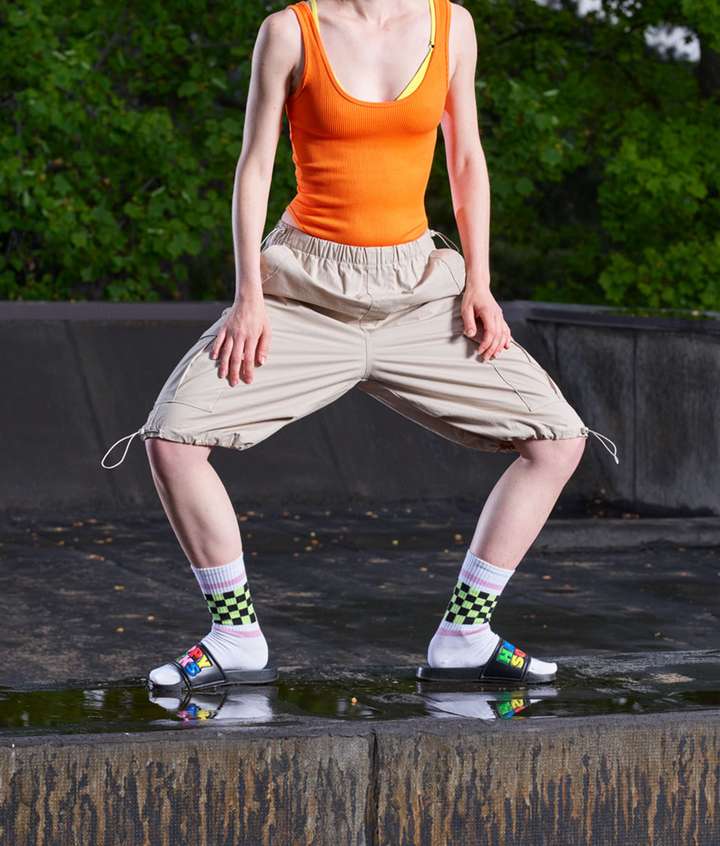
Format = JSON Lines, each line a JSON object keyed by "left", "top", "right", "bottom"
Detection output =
{"left": 100, "top": 219, "right": 619, "bottom": 468}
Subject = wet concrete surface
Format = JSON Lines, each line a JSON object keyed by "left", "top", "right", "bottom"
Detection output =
{"left": 1, "top": 502, "right": 719, "bottom": 688}
{"left": 1, "top": 651, "right": 720, "bottom": 737}
{"left": 2, "top": 503, "right": 720, "bottom": 844}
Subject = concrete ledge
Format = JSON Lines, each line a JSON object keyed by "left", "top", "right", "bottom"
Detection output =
{"left": 0, "top": 300, "right": 635, "bottom": 512}
{"left": 1, "top": 710, "right": 718, "bottom": 845}
{"left": 0, "top": 727, "right": 372, "bottom": 846}
{"left": 533, "top": 515, "right": 720, "bottom": 550}
{"left": 374, "top": 710, "right": 720, "bottom": 845}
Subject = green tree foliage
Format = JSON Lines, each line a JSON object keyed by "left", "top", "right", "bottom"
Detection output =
{"left": 1, "top": 0, "right": 718, "bottom": 305}
{"left": 465, "top": 0, "right": 720, "bottom": 306}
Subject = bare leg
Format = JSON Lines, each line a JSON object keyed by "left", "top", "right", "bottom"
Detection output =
{"left": 426, "top": 436, "right": 586, "bottom": 674}
{"left": 145, "top": 438, "right": 268, "bottom": 687}
{"left": 470, "top": 436, "right": 587, "bottom": 569}
{"left": 145, "top": 438, "right": 242, "bottom": 568}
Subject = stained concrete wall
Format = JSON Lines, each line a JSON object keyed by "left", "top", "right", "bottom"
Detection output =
{"left": 1, "top": 300, "right": 716, "bottom": 514}
{"left": 1, "top": 711, "right": 718, "bottom": 845}
{"left": 528, "top": 307, "right": 720, "bottom": 515}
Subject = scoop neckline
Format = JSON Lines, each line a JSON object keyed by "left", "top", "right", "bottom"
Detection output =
{"left": 301, "top": 0, "right": 438, "bottom": 108}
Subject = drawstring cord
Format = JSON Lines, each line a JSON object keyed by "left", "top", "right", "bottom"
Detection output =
{"left": 98, "top": 222, "right": 284, "bottom": 474}
{"left": 586, "top": 428, "right": 619, "bottom": 465}
{"left": 99, "top": 420, "right": 619, "bottom": 472}
{"left": 431, "top": 227, "right": 619, "bottom": 467}
{"left": 429, "top": 228, "right": 462, "bottom": 254}
{"left": 260, "top": 222, "right": 285, "bottom": 252}
{"left": 100, "top": 226, "right": 619, "bottom": 474}
{"left": 100, "top": 427, "right": 143, "bottom": 469}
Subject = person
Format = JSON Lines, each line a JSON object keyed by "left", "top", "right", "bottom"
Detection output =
{"left": 100, "top": 0, "right": 619, "bottom": 692}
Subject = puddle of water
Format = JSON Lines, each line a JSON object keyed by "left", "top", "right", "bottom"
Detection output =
{"left": 0, "top": 664, "right": 718, "bottom": 736}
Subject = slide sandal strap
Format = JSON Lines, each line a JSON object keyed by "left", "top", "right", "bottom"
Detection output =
{"left": 478, "top": 639, "right": 530, "bottom": 682}
{"left": 171, "top": 640, "right": 227, "bottom": 689}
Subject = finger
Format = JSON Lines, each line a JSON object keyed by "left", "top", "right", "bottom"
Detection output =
{"left": 462, "top": 304, "right": 477, "bottom": 338}
{"left": 228, "top": 350, "right": 245, "bottom": 387}
{"left": 478, "top": 337, "right": 499, "bottom": 361}
{"left": 476, "top": 316, "right": 499, "bottom": 357}
{"left": 487, "top": 339, "right": 504, "bottom": 360}
{"left": 218, "top": 335, "right": 233, "bottom": 379}
{"left": 488, "top": 327, "right": 510, "bottom": 359}
{"left": 228, "top": 341, "right": 246, "bottom": 386}
{"left": 242, "top": 337, "right": 258, "bottom": 383}
{"left": 255, "top": 326, "right": 271, "bottom": 366}
{"left": 210, "top": 328, "right": 225, "bottom": 360}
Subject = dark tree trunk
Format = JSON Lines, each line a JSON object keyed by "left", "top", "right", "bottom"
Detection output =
{"left": 698, "top": 38, "right": 720, "bottom": 99}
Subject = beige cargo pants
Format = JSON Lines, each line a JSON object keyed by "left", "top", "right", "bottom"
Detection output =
{"left": 101, "top": 219, "right": 619, "bottom": 468}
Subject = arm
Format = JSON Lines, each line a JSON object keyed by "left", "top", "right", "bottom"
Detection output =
{"left": 211, "top": 8, "right": 301, "bottom": 386}
{"left": 440, "top": 3, "right": 511, "bottom": 362}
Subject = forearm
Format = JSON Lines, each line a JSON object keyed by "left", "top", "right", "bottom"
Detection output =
{"left": 448, "top": 151, "right": 491, "bottom": 289}
{"left": 231, "top": 159, "right": 272, "bottom": 303}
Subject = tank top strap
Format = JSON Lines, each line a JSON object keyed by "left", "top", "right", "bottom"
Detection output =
{"left": 289, "top": 0, "right": 449, "bottom": 102}
{"left": 287, "top": 1, "right": 320, "bottom": 100}
{"left": 438, "top": 0, "right": 451, "bottom": 92}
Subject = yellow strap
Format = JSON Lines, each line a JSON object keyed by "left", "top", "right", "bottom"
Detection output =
{"left": 396, "top": 0, "right": 435, "bottom": 100}
{"left": 308, "top": 0, "right": 436, "bottom": 101}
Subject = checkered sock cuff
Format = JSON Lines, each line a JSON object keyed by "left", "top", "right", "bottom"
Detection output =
{"left": 205, "top": 582, "right": 257, "bottom": 626}
{"left": 191, "top": 553, "right": 257, "bottom": 627}
{"left": 440, "top": 551, "right": 515, "bottom": 629}
{"left": 443, "top": 580, "right": 499, "bottom": 625}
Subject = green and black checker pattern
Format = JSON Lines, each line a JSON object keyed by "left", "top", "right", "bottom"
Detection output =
{"left": 204, "top": 583, "right": 257, "bottom": 626}
{"left": 444, "top": 580, "right": 498, "bottom": 625}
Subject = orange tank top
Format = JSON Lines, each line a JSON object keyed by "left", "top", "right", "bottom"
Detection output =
{"left": 284, "top": 0, "right": 450, "bottom": 246}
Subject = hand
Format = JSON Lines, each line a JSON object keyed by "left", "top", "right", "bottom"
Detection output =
{"left": 210, "top": 290, "right": 271, "bottom": 386}
{"left": 461, "top": 284, "right": 512, "bottom": 362}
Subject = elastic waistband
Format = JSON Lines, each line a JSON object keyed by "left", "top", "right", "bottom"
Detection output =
{"left": 262, "top": 219, "right": 444, "bottom": 266}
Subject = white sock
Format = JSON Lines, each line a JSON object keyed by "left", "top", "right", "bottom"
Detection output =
{"left": 427, "top": 550, "right": 557, "bottom": 677}
{"left": 149, "top": 552, "right": 269, "bottom": 687}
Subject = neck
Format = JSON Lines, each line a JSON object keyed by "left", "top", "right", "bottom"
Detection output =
{"left": 321, "top": 1, "right": 416, "bottom": 24}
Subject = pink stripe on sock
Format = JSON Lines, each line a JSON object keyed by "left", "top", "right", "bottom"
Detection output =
{"left": 436, "top": 623, "right": 489, "bottom": 637}
{"left": 460, "top": 571, "right": 505, "bottom": 593}
{"left": 199, "top": 573, "right": 248, "bottom": 593}
{"left": 211, "top": 623, "right": 263, "bottom": 638}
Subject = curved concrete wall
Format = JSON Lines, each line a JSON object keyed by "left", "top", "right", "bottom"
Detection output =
{"left": 1, "top": 710, "right": 718, "bottom": 845}
{"left": 0, "top": 300, "right": 715, "bottom": 513}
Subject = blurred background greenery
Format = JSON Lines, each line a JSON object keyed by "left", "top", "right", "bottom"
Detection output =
{"left": 2, "top": 0, "right": 719, "bottom": 305}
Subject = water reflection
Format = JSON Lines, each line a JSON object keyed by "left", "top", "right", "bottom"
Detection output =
{"left": 146, "top": 684, "right": 561, "bottom": 724}
{"left": 419, "top": 686, "right": 559, "bottom": 720}
{"left": 149, "top": 687, "right": 277, "bottom": 724}
{"left": 0, "top": 660, "right": 718, "bottom": 735}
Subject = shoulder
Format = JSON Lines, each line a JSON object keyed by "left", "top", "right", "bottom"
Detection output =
{"left": 256, "top": 5, "right": 306, "bottom": 52}
{"left": 448, "top": 2, "right": 474, "bottom": 32}
{"left": 448, "top": 1, "right": 476, "bottom": 56}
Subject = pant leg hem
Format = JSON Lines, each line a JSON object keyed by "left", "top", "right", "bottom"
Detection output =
{"left": 139, "top": 427, "right": 255, "bottom": 451}
{"left": 507, "top": 428, "right": 590, "bottom": 449}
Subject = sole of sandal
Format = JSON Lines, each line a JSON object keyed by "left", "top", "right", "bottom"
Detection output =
{"left": 149, "top": 666, "right": 280, "bottom": 692}
{"left": 415, "top": 665, "right": 557, "bottom": 684}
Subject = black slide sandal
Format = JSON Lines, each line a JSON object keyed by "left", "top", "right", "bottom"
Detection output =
{"left": 148, "top": 640, "right": 279, "bottom": 692}
{"left": 416, "top": 637, "right": 556, "bottom": 685}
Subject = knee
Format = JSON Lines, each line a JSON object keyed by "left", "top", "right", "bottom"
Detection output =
{"left": 145, "top": 437, "right": 208, "bottom": 485}
{"left": 516, "top": 435, "right": 586, "bottom": 478}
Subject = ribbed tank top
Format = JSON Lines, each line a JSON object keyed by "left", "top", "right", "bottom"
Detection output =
{"left": 284, "top": 0, "right": 450, "bottom": 246}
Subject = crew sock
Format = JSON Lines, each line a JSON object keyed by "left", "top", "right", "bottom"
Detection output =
{"left": 427, "top": 549, "right": 556, "bottom": 676}
{"left": 148, "top": 552, "right": 269, "bottom": 687}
